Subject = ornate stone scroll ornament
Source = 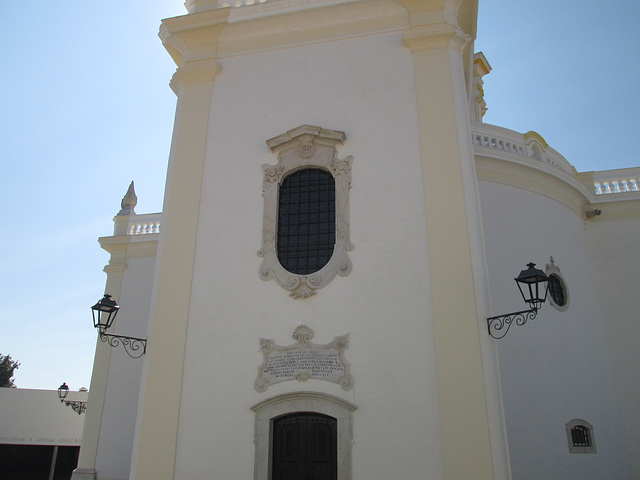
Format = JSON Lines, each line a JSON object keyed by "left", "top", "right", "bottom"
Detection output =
{"left": 258, "top": 125, "right": 354, "bottom": 299}
{"left": 255, "top": 325, "right": 353, "bottom": 393}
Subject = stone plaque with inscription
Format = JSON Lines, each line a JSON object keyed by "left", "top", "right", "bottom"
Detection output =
{"left": 255, "top": 325, "right": 353, "bottom": 392}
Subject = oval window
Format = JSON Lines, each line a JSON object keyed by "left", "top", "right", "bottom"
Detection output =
{"left": 277, "top": 168, "right": 336, "bottom": 275}
{"left": 548, "top": 274, "right": 566, "bottom": 307}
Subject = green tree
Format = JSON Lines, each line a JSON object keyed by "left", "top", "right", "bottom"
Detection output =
{"left": 0, "top": 354, "right": 20, "bottom": 387}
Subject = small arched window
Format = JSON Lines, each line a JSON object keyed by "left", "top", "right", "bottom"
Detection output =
{"left": 277, "top": 168, "right": 336, "bottom": 275}
{"left": 570, "top": 425, "right": 591, "bottom": 447}
{"left": 565, "top": 419, "right": 596, "bottom": 453}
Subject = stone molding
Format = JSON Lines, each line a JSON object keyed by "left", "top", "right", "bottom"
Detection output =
{"left": 160, "top": 9, "right": 229, "bottom": 95}
{"left": 99, "top": 235, "right": 159, "bottom": 259}
{"left": 252, "top": 392, "right": 356, "bottom": 480}
{"left": 169, "top": 60, "right": 222, "bottom": 94}
{"left": 165, "top": 0, "right": 409, "bottom": 60}
{"left": 402, "top": 23, "right": 469, "bottom": 52}
{"left": 545, "top": 257, "right": 570, "bottom": 312}
{"left": 471, "top": 52, "right": 491, "bottom": 122}
{"left": 255, "top": 325, "right": 353, "bottom": 392}
{"left": 259, "top": 125, "right": 353, "bottom": 298}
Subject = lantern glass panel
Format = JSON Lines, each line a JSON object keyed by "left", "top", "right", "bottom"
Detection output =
{"left": 515, "top": 263, "right": 549, "bottom": 309}
{"left": 58, "top": 383, "right": 69, "bottom": 401}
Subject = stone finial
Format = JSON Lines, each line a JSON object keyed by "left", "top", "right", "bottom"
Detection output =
{"left": 118, "top": 181, "right": 137, "bottom": 216}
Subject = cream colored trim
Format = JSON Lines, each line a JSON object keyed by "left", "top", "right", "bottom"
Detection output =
{"left": 130, "top": 80, "right": 216, "bottom": 480}
{"left": 584, "top": 198, "right": 640, "bottom": 222}
{"left": 217, "top": 0, "right": 408, "bottom": 57}
{"left": 99, "top": 236, "right": 159, "bottom": 259}
{"left": 403, "top": 23, "right": 469, "bottom": 52}
{"left": 73, "top": 264, "right": 127, "bottom": 479}
{"left": 162, "top": 0, "right": 408, "bottom": 62}
{"left": 170, "top": 60, "right": 222, "bottom": 94}
{"left": 475, "top": 141, "right": 640, "bottom": 222}
{"left": 475, "top": 155, "right": 591, "bottom": 217}
{"left": 160, "top": 9, "right": 230, "bottom": 66}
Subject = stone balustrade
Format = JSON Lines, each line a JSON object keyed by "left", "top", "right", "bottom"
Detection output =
{"left": 217, "top": 0, "right": 272, "bottom": 7}
{"left": 126, "top": 214, "right": 162, "bottom": 236}
{"left": 471, "top": 123, "right": 575, "bottom": 176}
{"left": 471, "top": 123, "right": 640, "bottom": 199}
{"left": 591, "top": 170, "right": 640, "bottom": 195}
{"left": 471, "top": 129, "right": 526, "bottom": 156}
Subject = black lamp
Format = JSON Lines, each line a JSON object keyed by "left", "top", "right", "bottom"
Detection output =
{"left": 91, "top": 294, "right": 120, "bottom": 331}
{"left": 488, "top": 262, "right": 550, "bottom": 339}
{"left": 57, "top": 383, "right": 87, "bottom": 415}
{"left": 57, "top": 382, "right": 69, "bottom": 401}
{"left": 90, "top": 294, "right": 147, "bottom": 358}
{"left": 515, "top": 262, "right": 549, "bottom": 310}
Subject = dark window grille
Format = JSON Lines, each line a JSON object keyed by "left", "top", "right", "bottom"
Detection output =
{"left": 277, "top": 168, "right": 336, "bottom": 275}
{"left": 548, "top": 274, "right": 566, "bottom": 306}
{"left": 571, "top": 426, "right": 591, "bottom": 447}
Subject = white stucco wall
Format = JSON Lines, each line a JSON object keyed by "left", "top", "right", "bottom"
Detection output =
{"left": 586, "top": 214, "right": 640, "bottom": 480}
{"left": 479, "top": 180, "right": 634, "bottom": 480}
{"left": 0, "top": 388, "right": 85, "bottom": 446}
{"left": 171, "top": 30, "right": 446, "bottom": 479}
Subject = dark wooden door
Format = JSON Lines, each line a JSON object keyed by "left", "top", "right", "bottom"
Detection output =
{"left": 272, "top": 413, "right": 337, "bottom": 480}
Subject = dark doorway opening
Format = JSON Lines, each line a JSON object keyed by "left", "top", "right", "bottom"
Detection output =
{"left": 272, "top": 412, "right": 337, "bottom": 480}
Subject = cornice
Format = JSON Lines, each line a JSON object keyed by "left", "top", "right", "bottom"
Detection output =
{"left": 587, "top": 198, "right": 640, "bottom": 222}
{"left": 474, "top": 126, "right": 640, "bottom": 222}
{"left": 160, "top": 9, "right": 230, "bottom": 65}
{"left": 266, "top": 125, "right": 345, "bottom": 153}
{"left": 161, "top": 0, "right": 408, "bottom": 62}
{"left": 103, "top": 264, "right": 127, "bottom": 275}
{"left": 402, "top": 23, "right": 469, "bottom": 52}
{"left": 217, "top": 0, "right": 408, "bottom": 57}
{"left": 159, "top": 0, "right": 477, "bottom": 64}
{"left": 169, "top": 59, "right": 222, "bottom": 94}
{"left": 160, "top": 8, "right": 228, "bottom": 94}
{"left": 99, "top": 235, "right": 159, "bottom": 259}
{"left": 475, "top": 155, "right": 591, "bottom": 218}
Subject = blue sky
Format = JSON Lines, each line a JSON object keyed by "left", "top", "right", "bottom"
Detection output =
{"left": 1, "top": 0, "right": 638, "bottom": 391}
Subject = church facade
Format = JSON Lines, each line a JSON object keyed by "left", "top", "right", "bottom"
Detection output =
{"left": 73, "top": 1, "right": 640, "bottom": 479}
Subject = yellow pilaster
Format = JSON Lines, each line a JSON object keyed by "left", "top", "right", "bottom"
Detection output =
{"left": 72, "top": 253, "right": 127, "bottom": 480}
{"left": 130, "top": 11, "right": 228, "bottom": 480}
{"left": 403, "top": 18, "right": 499, "bottom": 480}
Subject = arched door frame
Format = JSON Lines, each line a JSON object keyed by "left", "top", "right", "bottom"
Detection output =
{"left": 252, "top": 392, "right": 356, "bottom": 480}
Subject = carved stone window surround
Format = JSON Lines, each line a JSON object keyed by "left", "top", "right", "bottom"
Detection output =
{"left": 258, "top": 125, "right": 353, "bottom": 298}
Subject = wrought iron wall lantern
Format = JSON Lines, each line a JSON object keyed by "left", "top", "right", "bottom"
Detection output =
{"left": 57, "top": 383, "right": 87, "bottom": 415}
{"left": 91, "top": 294, "right": 147, "bottom": 358}
{"left": 487, "top": 262, "right": 550, "bottom": 339}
